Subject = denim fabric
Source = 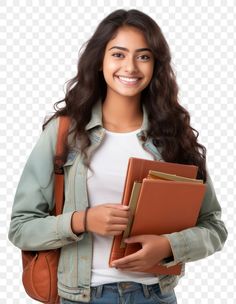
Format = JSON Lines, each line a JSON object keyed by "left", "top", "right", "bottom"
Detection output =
{"left": 8, "top": 99, "right": 227, "bottom": 302}
{"left": 60, "top": 282, "right": 177, "bottom": 304}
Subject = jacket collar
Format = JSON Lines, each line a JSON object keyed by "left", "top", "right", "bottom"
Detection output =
{"left": 85, "top": 100, "right": 149, "bottom": 134}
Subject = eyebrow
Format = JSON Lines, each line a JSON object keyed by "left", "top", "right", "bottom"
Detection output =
{"left": 108, "top": 46, "right": 152, "bottom": 53}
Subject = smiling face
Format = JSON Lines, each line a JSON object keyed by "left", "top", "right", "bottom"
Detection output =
{"left": 102, "top": 26, "right": 154, "bottom": 101}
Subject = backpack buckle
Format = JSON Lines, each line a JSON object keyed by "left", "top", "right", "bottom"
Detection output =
{"left": 54, "top": 163, "right": 64, "bottom": 175}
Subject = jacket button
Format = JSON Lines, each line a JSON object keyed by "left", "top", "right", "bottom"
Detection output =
{"left": 141, "top": 135, "right": 146, "bottom": 141}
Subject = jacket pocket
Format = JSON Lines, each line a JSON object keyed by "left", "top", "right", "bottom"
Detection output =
{"left": 58, "top": 242, "right": 78, "bottom": 288}
{"left": 63, "top": 151, "right": 78, "bottom": 167}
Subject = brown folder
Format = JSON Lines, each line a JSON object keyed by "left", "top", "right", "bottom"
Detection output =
{"left": 121, "top": 158, "right": 199, "bottom": 208}
{"left": 124, "top": 179, "right": 206, "bottom": 275}
{"left": 109, "top": 158, "right": 203, "bottom": 274}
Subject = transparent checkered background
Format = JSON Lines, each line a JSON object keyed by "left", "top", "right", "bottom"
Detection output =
{"left": 1, "top": 0, "right": 235, "bottom": 303}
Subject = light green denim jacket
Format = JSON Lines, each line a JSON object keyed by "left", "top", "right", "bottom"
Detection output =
{"left": 8, "top": 101, "right": 228, "bottom": 303}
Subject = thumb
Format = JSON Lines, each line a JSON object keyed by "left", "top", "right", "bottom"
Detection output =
{"left": 125, "top": 235, "right": 146, "bottom": 243}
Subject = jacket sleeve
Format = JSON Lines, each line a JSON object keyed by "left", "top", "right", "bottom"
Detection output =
{"left": 163, "top": 171, "right": 228, "bottom": 266}
{"left": 8, "top": 118, "right": 84, "bottom": 251}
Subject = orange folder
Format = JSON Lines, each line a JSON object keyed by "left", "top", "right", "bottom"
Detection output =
{"left": 109, "top": 157, "right": 206, "bottom": 275}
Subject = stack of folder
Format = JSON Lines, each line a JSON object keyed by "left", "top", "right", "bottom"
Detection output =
{"left": 109, "top": 157, "right": 206, "bottom": 275}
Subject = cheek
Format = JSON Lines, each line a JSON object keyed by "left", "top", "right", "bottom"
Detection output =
{"left": 103, "top": 62, "right": 120, "bottom": 83}
{"left": 103, "top": 57, "right": 118, "bottom": 72}
{"left": 145, "top": 66, "right": 154, "bottom": 82}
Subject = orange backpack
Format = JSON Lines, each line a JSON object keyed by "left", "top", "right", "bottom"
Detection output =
{"left": 21, "top": 116, "right": 70, "bottom": 303}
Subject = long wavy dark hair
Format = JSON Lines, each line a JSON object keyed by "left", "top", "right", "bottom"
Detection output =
{"left": 43, "top": 9, "right": 207, "bottom": 181}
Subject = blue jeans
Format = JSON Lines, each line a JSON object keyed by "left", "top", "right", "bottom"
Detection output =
{"left": 60, "top": 281, "right": 177, "bottom": 304}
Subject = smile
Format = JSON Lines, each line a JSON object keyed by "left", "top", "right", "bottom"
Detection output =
{"left": 115, "top": 75, "right": 141, "bottom": 86}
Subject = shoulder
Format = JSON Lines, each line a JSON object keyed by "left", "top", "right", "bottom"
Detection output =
{"left": 37, "top": 116, "right": 61, "bottom": 152}
{"left": 24, "top": 117, "right": 60, "bottom": 172}
{"left": 42, "top": 116, "right": 59, "bottom": 136}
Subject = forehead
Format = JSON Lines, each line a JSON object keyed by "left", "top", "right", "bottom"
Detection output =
{"left": 106, "top": 26, "right": 150, "bottom": 50}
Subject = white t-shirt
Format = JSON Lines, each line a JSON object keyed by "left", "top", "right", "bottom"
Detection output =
{"left": 87, "top": 128, "right": 159, "bottom": 286}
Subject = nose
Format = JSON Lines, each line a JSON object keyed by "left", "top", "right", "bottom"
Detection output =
{"left": 124, "top": 57, "right": 138, "bottom": 74}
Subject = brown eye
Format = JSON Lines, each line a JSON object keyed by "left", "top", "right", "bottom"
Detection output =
{"left": 112, "top": 53, "right": 125, "bottom": 58}
{"left": 137, "top": 54, "right": 150, "bottom": 61}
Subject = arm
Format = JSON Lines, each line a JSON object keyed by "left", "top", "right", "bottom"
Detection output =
{"left": 112, "top": 171, "right": 228, "bottom": 271}
{"left": 8, "top": 118, "right": 83, "bottom": 251}
{"left": 163, "top": 171, "right": 228, "bottom": 266}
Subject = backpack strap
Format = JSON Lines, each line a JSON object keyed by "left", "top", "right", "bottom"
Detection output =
{"left": 54, "top": 116, "right": 71, "bottom": 216}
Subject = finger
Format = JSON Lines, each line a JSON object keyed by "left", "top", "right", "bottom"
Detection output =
{"left": 108, "top": 210, "right": 129, "bottom": 218}
{"left": 114, "top": 260, "right": 139, "bottom": 268}
{"left": 108, "top": 224, "right": 128, "bottom": 231}
{"left": 108, "top": 231, "right": 124, "bottom": 236}
{"left": 109, "top": 217, "right": 129, "bottom": 225}
{"left": 114, "top": 260, "right": 148, "bottom": 271}
{"left": 125, "top": 235, "right": 146, "bottom": 243}
{"left": 112, "top": 253, "right": 140, "bottom": 266}
{"left": 104, "top": 205, "right": 129, "bottom": 218}
{"left": 107, "top": 226, "right": 129, "bottom": 235}
{"left": 111, "top": 209, "right": 130, "bottom": 218}
{"left": 106, "top": 204, "right": 129, "bottom": 210}
{"left": 117, "top": 265, "right": 145, "bottom": 272}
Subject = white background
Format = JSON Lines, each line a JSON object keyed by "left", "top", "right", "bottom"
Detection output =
{"left": 1, "top": 0, "right": 235, "bottom": 303}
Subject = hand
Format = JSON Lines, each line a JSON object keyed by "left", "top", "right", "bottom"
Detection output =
{"left": 111, "top": 235, "right": 172, "bottom": 272}
{"left": 86, "top": 204, "right": 130, "bottom": 236}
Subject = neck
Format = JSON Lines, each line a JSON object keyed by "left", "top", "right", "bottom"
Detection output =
{"left": 102, "top": 94, "right": 143, "bottom": 132}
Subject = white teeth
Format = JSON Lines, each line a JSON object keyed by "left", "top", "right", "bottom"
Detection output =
{"left": 118, "top": 76, "right": 139, "bottom": 83}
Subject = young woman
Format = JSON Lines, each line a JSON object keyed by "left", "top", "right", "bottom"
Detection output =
{"left": 9, "top": 9, "right": 227, "bottom": 304}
